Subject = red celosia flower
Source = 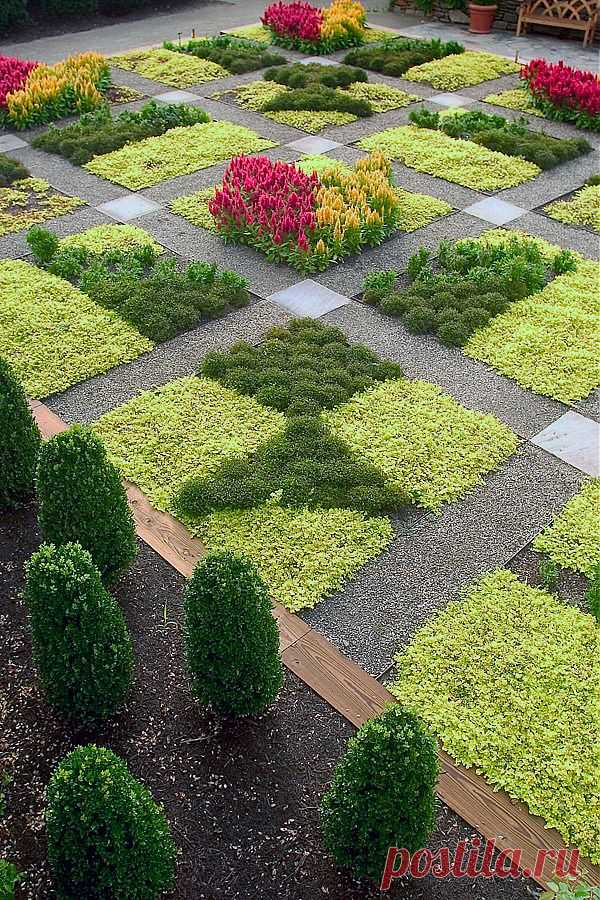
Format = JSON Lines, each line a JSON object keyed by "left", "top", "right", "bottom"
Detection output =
{"left": 0, "top": 55, "right": 39, "bottom": 109}
{"left": 261, "top": 1, "right": 323, "bottom": 42}
{"left": 521, "top": 58, "right": 600, "bottom": 119}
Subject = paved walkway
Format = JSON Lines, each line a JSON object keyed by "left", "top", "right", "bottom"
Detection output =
{"left": 0, "top": 0, "right": 596, "bottom": 66}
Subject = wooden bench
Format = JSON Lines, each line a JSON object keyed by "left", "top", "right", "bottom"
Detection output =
{"left": 517, "top": 0, "right": 599, "bottom": 46}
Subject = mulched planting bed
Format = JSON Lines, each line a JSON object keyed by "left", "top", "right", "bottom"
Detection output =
{"left": 0, "top": 176, "right": 84, "bottom": 237}
{"left": 0, "top": 502, "right": 535, "bottom": 900}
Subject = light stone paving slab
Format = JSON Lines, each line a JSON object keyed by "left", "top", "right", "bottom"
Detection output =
{"left": 0, "top": 135, "right": 28, "bottom": 152}
{"left": 285, "top": 135, "right": 343, "bottom": 154}
{"left": 532, "top": 412, "right": 600, "bottom": 476}
{"left": 463, "top": 197, "right": 527, "bottom": 225}
{"left": 95, "top": 194, "right": 163, "bottom": 222}
{"left": 154, "top": 90, "right": 207, "bottom": 104}
{"left": 268, "top": 280, "right": 351, "bottom": 316}
{"left": 430, "top": 92, "right": 476, "bottom": 108}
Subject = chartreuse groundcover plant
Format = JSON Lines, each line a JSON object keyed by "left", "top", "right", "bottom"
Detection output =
{"left": 109, "top": 47, "right": 228, "bottom": 87}
{"left": 483, "top": 86, "right": 545, "bottom": 117}
{"left": 390, "top": 569, "right": 600, "bottom": 864}
{"left": 0, "top": 260, "right": 151, "bottom": 398}
{"left": 58, "top": 223, "right": 162, "bottom": 255}
{"left": 533, "top": 480, "right": 600, "bottom": 577}
{"left": 163, "top": 34, "right": 286, "bottom": 74}
{"left": 84, "top": 121, "right": 277, "bottom": 190}
{"left": 404, "top": 50, "right": 518, "bottom": 90}
{"left": 545, "top": 183, "right": 600, "bottom": 232}
{"left": 0, "top": 176, "right": 84, "bottom": 237}
{"left": 358, "top": 125, "right": 540, "bottom": 190}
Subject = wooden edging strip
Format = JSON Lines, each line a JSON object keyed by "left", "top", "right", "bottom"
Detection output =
{"left": 29, "top": 401, "right": 600, "bottom": 889}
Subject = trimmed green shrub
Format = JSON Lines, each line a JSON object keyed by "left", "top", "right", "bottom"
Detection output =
{"left": 265, "top": 62, "right": 367, "bottom": 89}
{"left": 344, "top": 36, "right": 463, "bottom": 76}
{"left": 0, "top": 155, "right": 29, "bottom": 187}
{"left": 321, "top": 705, "right": 439, "bottom": 882}
{"left": 586, "top": 564, "right": 600, "bottom": 622}
{"left": 0, "top": 356, "right": 41, "bottom": 509}
{"left": 0, "top": 0, "right": 28, "bottom": 33}
{"left": 184, "top": 551, "right": 283, "bottom": 716}
{"left": 46, "top": 744, "right": 176, "bottom": 899}
{"left": 164, "top": 36, "right": 286, "bottom": 74}
{"left": 0, "top": 861, "right": 21, "bottom": 900}
{"left": 261, "top": 62, "right": 372, "bottom": 117}
{"left": 36, "top": 425, "right": 137, "bottom": 584}
{"left": 25, "top": 542, "right": 133, "bottom": 724}
{"left": 174, "top": 415, "right": 405, "bottom": 518}
{"left": 201, "top": 318, "right": 403, "bottom": 414}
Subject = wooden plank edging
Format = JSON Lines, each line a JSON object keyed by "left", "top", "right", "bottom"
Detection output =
{"left": 29, "top": 401, "right": 600, "bottom": 889}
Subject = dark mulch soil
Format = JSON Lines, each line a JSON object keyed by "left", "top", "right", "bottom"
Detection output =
{"left": 507, "top": 542, "right": 589, "bottom": 611}
{"left": 0, "top": 501, "right": 537, "bottom": 900}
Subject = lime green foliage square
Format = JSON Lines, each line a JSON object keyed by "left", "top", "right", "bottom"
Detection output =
{"left": 84, "top": 121, "right": 277, "bottom": 190}
{"left": 220, "top": 80, "right": 286, "bottom": 111}
{"left": 484, "top": 87, "right": 545, "bottom": 117}
{"left": 110, "top": 47, "right": 228, "bottom": 86}
{"left": 170, "top": 188, "right": 217, "bottom": 230}
{"left": 0, "top": 260, "right": 152, "bottom": 398}
{"left": 464, "top": 257, "right": 600, "bottom": 403}
{"left": 363, "top": 28, "right": 396, "bottom": 43}
{"left": 93, "top": 375, "right": 392, "bottom": 610}
{"left": 0, "top": 178, "right": 84, "bottom": 237}
{"left": 405, "top": 51, "right": 519, "bottom": 90}
{"left": 390, "top": 569, "right": 600, "bottom": 863}
{"left": 533, "top": 480, "right": 600, "bottom": 576}
{"left": 393, "top": 188, "right": 451, "bottom": 231}
{"left": 225, "top": 24, "right": 273, "bottom": 43}
{"left": 327, "top": 379, "right": 517, "bottom": 512}
{"left": 59, "top": 223, "right": 163, "bottom": 254}
{"left": 295, "top": 154, "right": 352, "bottom": 177}
{"left": 93, "top": 376, "right": 285, "bottom": 511}
{"left": 545, "top": 184, "right": 600, "bottom": 232}
{"left": 357, "top": 125, "right": 540, "bottom": 190}
{"left": 265, "top": 110, "right": 357, "bottom": 131}
{"left": 343, "top": 82, "right": 418, "bottom": 112}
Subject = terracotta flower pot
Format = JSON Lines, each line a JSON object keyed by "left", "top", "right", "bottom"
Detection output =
{"left": 468, "top": 2, "right": 497, "bottom": 32}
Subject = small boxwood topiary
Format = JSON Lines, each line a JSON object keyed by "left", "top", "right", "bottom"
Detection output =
{"left": 0, "top": 357, "right": 41, "bottom": 509}
{"left": 184, "top": 552, "right": 283, "bottom": 716}
{"left": 46, "top": 744, "right": 176, "bottom": 899}
{"left": 321, "top": 705, "right": 439, "bottom": 882}
{"left": 36, "top": 425, "right": 137, "bottom": 584}
{"left": 25, "top": 542, "right": 133, "bottom": 724}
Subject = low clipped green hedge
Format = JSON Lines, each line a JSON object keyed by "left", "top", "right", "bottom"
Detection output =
{"left": 0, "top": 357, "right": 41, "bottom": 510}
{"left": 0, "top": 155, "right": 29, "bottom": 188}
{"left": 164, "top": 35, "right": 286, "bottom": 74}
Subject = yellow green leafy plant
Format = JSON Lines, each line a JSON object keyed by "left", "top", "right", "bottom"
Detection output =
{"left": 533, "top": 480, "right": 600, "bottom": 576}
{"left": 59, "top": 223, "right": 163, "bottom": 254}
{"left": 84, "top": 121, "right": 277, "bottom": 190}
{"left": 109, "top": 47, "right": 228, "bottom": 87}
{"left": 265, "top": 109, "right": 357, "bottom": 131}
{"left": 225, "top": 24, "right": 273, "bottom": 43}
{"left": 0, "top": 259, "right": 152, "bottom": 398}
{"left": 391, "top": 569, "right": 600, "bottom": 864}
{"left": 404, "top": 51, "right": 519, "bottom": 90}
{"left": 483, "top": 86, "right": 545, "bottom": 117}
{"left": 326, "top": 379, "right": 518, "bottom": 512}
{"left": 358, "top": 125, "right": 540, "bottom": 190}
{"left": 170, "top": 189, "right": 217, "bottom": 230}
{"left": 343, "top": 81, "right": 418, "bottom": 112}
{"left": 544, "top": 184, "right": 600, "bottom": 232}
{"left": 0, "top": 178, "right": 85, "bottom": 237}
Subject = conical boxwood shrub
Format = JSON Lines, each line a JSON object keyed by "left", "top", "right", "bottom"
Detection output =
{"left": 36, "top": 425, "right": 137, "bottom": 584}
{"left": 184, "top": 551, "right": 283, "bottom": 716}
{"left": 321, "top": 705, "right": 439, "bottom": 882}
{"left": 46, "top": 745, "right": 176, "bottom": 900}
{"left": 0, "top": 357, "right": 41, "bottom": 509}
{"left": 25, "top": 542, "right": 133, "bottom": 725}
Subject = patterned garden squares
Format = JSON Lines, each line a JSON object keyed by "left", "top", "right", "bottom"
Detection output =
{"left": 0, "top": 260, "right": 151, "bottom": 398}
{"left": 0, "top": 178, "right": 85, "bottom": 237}
{"left": 109, "top": 48, "right": 228, "bottom": 87}
{"left": 83, "top": 121, "right": 277, "bottom": 190}
{"left": 357, "top": 126, "right": 540, "bottom": 191}
{"left": 391, "top": 569, "right": 600, "bottom": 865}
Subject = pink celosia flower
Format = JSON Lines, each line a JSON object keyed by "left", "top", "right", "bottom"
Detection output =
{"left": 522, "top": 58, "right": 600, "bottom": 119}
{"left": 0, "top": 55, "right": 39, "bottom": 109}
{"left": 261, "top": 1, "right": 323, "bottom": 42}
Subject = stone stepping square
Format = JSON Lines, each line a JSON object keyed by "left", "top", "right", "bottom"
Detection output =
{"left": 532, "top": 411, "right": 599, "bottom": 476}
{"left": 268, "top": 280, "right": 350, "bottom": 316}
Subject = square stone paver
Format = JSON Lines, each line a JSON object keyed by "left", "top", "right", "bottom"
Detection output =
{"left": 285, "top": 136, "right": 342, "bottom": 154}
{"left": 464, "top": 198, "right": 527, "bottom": 226}
{"left": 154, "top": 90, "right": 205, "bottom": 105}
{"left": 430, "top": 92, "right": 476, "bottom": 108}
{"left": 268, "top": 280, "right": 350, "bottom": 316}
{"left": 0, "top": 134, "right": 28, "bottom": 152}
{"left": 95, "top": 194, "right": 162, "bottom": 222}
{"left": 298, "top": 57, "right": 340, "bottom": 66}
{"left": 532, "top": 412, "right": 599, "bottom": 476}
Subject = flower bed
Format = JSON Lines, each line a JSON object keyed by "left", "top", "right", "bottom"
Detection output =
{"left": 533, "top": 480, "right": 600, "bottom": 576}
{"left": 0, "top": 53, "right": 38, "bottom": 107}
{"left": 0, "top": 259, "right": 151, "bottom": 398}
{"left": 261, "top": 0, "right": 373, "bottom": 53}
{"left": 0, "top": 176, "right": 85, "bottom": 237}
{"left": 521, "top": 58, "right": 600, "bottom": 133}
{"left": 403, "top": 50, "right": 518, "bottom": 90}
{"left": 83, "top": 121, "right": 277, "bottom": 190}
{"left": 163, "top": 35, "right": 286, "bottom": 74}
{"left": 391, "top": 568, "right": 600, "bottom": 865}
{"left": 0, "top": 52, "right": 110, "bottom": 130}
{"left": 109, "top": 48, "right": 229, "bottom": 87}
{"left": 357, "top": 125, "right": 540, "bottom": 191}
{"left": 544, "top": 182, "right": 600, "bottom": 232}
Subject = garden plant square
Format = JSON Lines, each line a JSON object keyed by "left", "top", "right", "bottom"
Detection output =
{"left": 1, "top": 2, "right": 599, "bottom": 899}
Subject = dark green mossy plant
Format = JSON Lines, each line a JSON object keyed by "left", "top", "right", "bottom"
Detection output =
{"left": 26, "top": 231, "right": 250, "bottom": 343}
{"left": 0, "top": 861, "right": 21, "bottom": 900}
{"left": 362, "top": 236, "right": 576, "bottom": 347}
{"left": 46, "top": 745, "right": 176, "bottom": 900}
{"left": 32, "top": 101, "right": 210, "bottom": 166}
{"left": 174, "top": 415, "right": 405, "bottom": 518}
{"left": 0, "top": 356, "right": 41, "bottom": 509}
{"left": 0, "top": 155, "right": 29, "bottom": 187}
{"left": 265, "top": 62, "right": 367, "bottom": 89}
{"left": 586, "top": 564, "right": 600, "bottom": 623}
{"left": 409, "top": 107, "right": 592, "bottom": 171}
{"left": 344, "top": 36, "right": 463, "bottom": 77}
{"left": 164, "top": 35, "right": 286, "bottom": 73}
{"left": 25, "top": 542, "right": 133, "bottom": 724}
{"left": 184, "top": 552, "right": 283, "bottom": 716}
{"left": 321, "top": 705, "right": 439, "bottom": 881}
{"left": 36, "top": 425, "right": 137, "bottom": 584}
{"left": 201, "top": 318, "right": 404, "bottom": 414}
{"left": 262, "top": 63, "right": 371, "bottom": 117}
